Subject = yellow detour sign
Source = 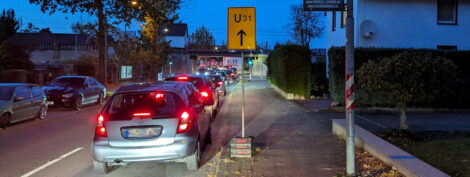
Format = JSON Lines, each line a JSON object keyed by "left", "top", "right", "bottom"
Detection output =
{"left": 227, "top": 7, "right": 256, "bottom": 50}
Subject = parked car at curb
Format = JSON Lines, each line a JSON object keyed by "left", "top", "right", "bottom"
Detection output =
{"left": 91, "top": 82, "right": 212, "bottom": 173}
{"left": 0, "top": 83, "right": 48, "bottom": 129}
{"left": 43, "top": 76, "right": 106, "bottom": 111}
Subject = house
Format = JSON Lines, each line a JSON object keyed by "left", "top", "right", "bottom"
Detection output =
{"left": 326, "top": 0, "right": 470, "bottom": 50}
{"left": 162, "top": 23, "right": 194, "bottom": 76}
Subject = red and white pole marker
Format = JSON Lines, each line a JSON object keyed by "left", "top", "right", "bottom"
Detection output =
{"left": 346, "top": 74, "right": 355, "bottom": 110}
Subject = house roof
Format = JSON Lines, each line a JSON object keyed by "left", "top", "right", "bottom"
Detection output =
{"left": 10, "top": 31, "right": 113, "bottom": 47}
{"left": 163, "top": 23, "right": 188, "bottom": 37}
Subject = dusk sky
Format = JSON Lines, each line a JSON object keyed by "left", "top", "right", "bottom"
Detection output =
{"left": 2, "top": 0, "right": 326, "bottom": 49}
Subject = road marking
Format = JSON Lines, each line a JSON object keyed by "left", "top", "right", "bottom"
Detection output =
{"left": 21, "top": 147, "right": 83, "bottom": 177}
{"left": 356, "top": 114, "right": 388, "bottom": 129}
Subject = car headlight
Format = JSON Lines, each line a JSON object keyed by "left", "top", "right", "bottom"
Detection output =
{"left": 62, "top": 93, "right": 74, "bottom": 98}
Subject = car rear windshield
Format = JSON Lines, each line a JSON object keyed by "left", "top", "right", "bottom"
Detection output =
{"left": 49, "top": 78, "right": 85, "bottom": 88}
{"left": 106, "top": 92, "right": 177, "bottom": 120}
{"left": 209, "top": 76, "right": 221, "bottom": 83}
{"left": 166, "top": 77, "right": 204, "bottom": 89}
{"left": 0, "top": 87, "right": 14, "bottom": 100}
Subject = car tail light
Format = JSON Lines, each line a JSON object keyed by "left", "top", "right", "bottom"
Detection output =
{"left": 200, "top": 91, "right": 209, "bottom": 97}
{"left": 95, "top": 114, "right": 107, "bottom": 137}
{"left": 231, "top": 73, "right": 234, "bottom": 76}
{"left": 218, "top": 81, "right": 224, "bottom": 86}
{"left": 177, "top": 76, "right": 188, "bottom": 81}
{"left": 133, "top": 112, "right": 151, "bottom": 117}
{"left": 155, "top": 93, "right": 164, "bottom": 99}
{"left": 177, "top": 111, "right": 191, "bottom": 133}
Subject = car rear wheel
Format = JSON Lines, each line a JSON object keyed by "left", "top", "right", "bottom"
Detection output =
{"left": 186, "top": 140, "right": 200, "bottom": 171}
{"left": 96, "top": 93, "right": 104, "bottom": 105}
{"left": 205, "top": 127, "right": 212, "bottom": 144}
{"left": 73, "top": 96, "right": 82, "bottom": 111}
{"left": 37, "top": 105, "right": 47, "bottom": 120}
{"left": 0, "top": 113, "right": 10, "bottom": 129}
{"left": 93, "top": 160, "right": 110, "bottom": 174}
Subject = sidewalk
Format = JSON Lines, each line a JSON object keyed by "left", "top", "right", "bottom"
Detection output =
{"left": 206, "top": 79, "right": 345, "bottom": 177}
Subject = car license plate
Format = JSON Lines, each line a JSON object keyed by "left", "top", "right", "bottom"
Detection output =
{"left": 46, "top": 101, "right": 54, "bottom": 105}
{"left": 121, "top": 126, "right": 162, "bottom": 139}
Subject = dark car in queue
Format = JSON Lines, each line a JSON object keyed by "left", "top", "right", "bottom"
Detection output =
{"left": 165, "top": 74, "right": 219, "bottom": 121}
{"left": 0, "top": 83, "right": 48, "bottom": 129}
{"left": 212, "top": 71, "right": 229, "bottom": 86}
{"left": 209, "top": 74, "right": 226, "bottom": 96}
{"left": 92, "top": 82, "right": 212, "bottom": 173}
{"left": 43, "top": 76, "right": 106, "bottom": 111}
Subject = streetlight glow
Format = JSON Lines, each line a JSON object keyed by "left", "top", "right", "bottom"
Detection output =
{"left": 131, "top": 1, "right": 138, "bottom": 6}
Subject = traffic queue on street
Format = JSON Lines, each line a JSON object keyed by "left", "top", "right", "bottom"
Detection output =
{"left": 0, "top": 67, "right": 239, "bottom": 174}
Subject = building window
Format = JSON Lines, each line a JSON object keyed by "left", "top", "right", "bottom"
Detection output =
{"left": 341, "top": 10, "right": 346, "bottom": 28}
{"left": 332, "top": 11, "right": 336, "bottom": 31}
{"left": 437, "top": 0, "right": 457, "bottom": 25}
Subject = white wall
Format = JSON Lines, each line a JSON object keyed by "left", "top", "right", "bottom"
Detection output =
{"left": 357, "top": 0, "right": 470, "bottom": 49}
{"left": 165, "top": 34, "right": 188, "bottom": 49}
{"left": 326, "top": 0, "right": 470, "bottom": 50}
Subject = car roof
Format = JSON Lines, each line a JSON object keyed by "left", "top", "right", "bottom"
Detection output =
{"left": 0, "top": 83, "right": 37, "bottom": 87}
{"left": 55, "top": 75, "right": 91, "bottom": 79}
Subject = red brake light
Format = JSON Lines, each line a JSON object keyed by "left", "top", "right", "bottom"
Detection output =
{"left": 98, "top": 115, "right": 104, "bottom": 123}
{"left": 231, "top": 73, "right": 234, "bottom": 76}
{"left": 95, "top": 114, "right": 107, "bottom": 137}
{"left": 133, "top": 112, "right": 151, "bottom": 117}
{"left": 177, "top": 111, "right": 191, "bottom": 133}
{"left": 218, "top": 81, "right": 224, "bottom": 85}
{"left": 155, "top": 93, "right": 164, "bottom": 99}
{"left": 200, "top": 91, "right": 209, "bottom": 97}
{"left": 177, "top": 76, "right": 188, "bottom": 81}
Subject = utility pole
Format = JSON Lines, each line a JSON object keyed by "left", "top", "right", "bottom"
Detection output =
{"left": 241, "top": 50, "right": 245, "bottom": 137}
{"left": 96, "top": 0, "right": 106, "bottom": 83}
{"left": 345, "top": 0, "right": 356, "bottom": 175}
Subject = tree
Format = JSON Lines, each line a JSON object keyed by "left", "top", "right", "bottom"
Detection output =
{"left": 288, "top": 4, "right": 324, "bottom": 47}
{"left": 71, "top": 22, "right": 96, "bottom": 35}
{"left": 357, "top": 52, "right": 457, "bottom": 130}
{"left": 0, "top": 9, "right": 21, "bottom": 44}
{"left": 30, "top": 0, "right": 181, "bottom": 82}
{"left": 21, "top": 22, "right": 40, "bottom": 33}
{"left": 0, "top": 43, "right": 35, "bottom": 71}
{"left": 190, "top": 25, "right": 215, "bottom": 49}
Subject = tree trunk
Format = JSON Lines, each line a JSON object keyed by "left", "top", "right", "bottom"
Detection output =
{"left": 400, "top": 107, "right": 408, "bottom": 130}
{"left": 96, "top": 0, "right": 106, "bottom": 83}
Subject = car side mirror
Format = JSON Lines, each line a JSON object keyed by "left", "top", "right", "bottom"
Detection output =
{"left": 192, "top": 104, "right": 204, "bottom": 112}
{"left": 14, "top": 96, "right": 24, "bottom": 102}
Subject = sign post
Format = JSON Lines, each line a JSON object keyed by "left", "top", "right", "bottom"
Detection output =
{"left": 228, "top": 7, "right": 256, "bottom": 158}
{"left": 304, "top": 0, "right": 355, "bottom": 175}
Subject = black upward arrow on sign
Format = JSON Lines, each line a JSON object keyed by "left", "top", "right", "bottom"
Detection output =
{"left": 237, "top": 30, "right": 246, "bottom": 46}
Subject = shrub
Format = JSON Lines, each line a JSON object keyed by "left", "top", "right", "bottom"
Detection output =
{"left": 267, "top": 44, "right": 311, "bottom": 98}
{"left": 328, "top": 47, "right": 470, "bottom": 108}
{"left": 357, "top": 51, "right": 457, "bottom": 129}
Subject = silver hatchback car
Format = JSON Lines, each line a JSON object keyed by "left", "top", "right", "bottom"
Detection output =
{"left": 91, "top": 82, "right": 213, "bottom": 174}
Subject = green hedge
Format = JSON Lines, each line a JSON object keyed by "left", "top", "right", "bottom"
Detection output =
{"left": 267, "top": 44, "right": 311, "bottom": 98}
{"left": 328, "top": 47, "right": 470, "bottom": 108}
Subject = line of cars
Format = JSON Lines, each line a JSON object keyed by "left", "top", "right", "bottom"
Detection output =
{"left": 91, "top": 72, "right": 235, "bottom": 173}
{"left": 0, "top": 76, "right": 106, "bottom": 129}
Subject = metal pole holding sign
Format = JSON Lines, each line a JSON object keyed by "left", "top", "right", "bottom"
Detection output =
{"left": 241, "top": 50, "right": 245, "bottom": 138}
{"left": 345, "top": 0, "right": 356, "bottom": 175}
{"left": 228, "top": 7, "right": 255, "bottom": 158}
{"left": 303, "top": 0, "right": 355, "bottom": 175}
